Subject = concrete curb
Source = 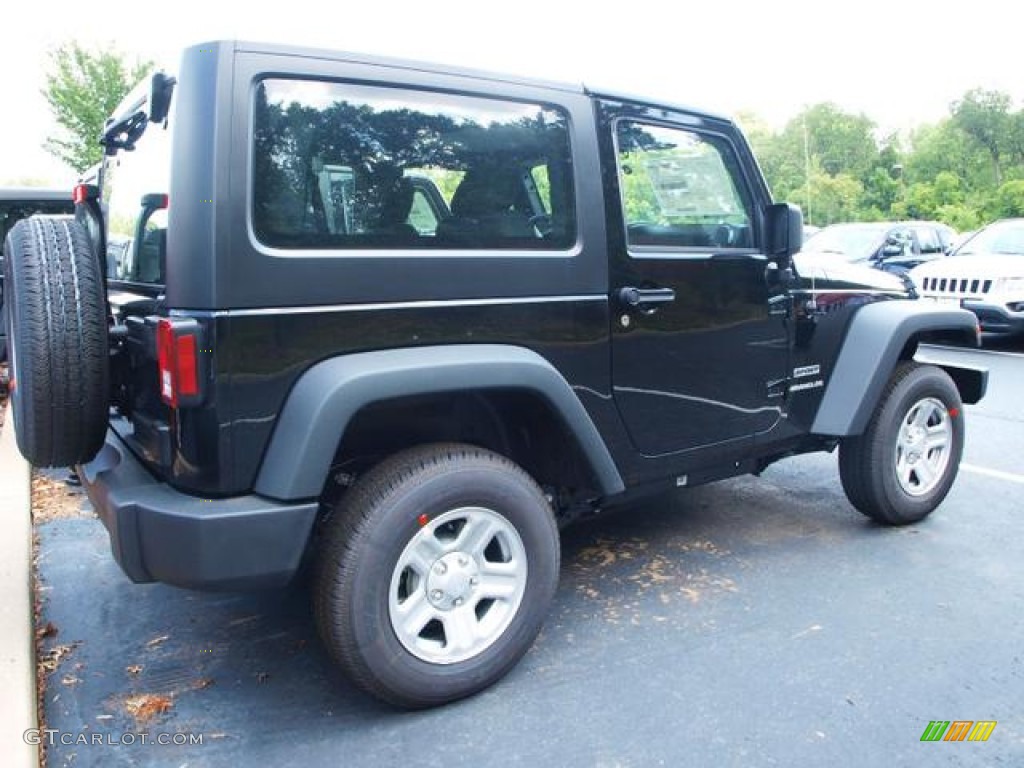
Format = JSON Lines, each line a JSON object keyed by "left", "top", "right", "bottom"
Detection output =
{"left": 0, "top": 404, "right": 38, "bottom": 768}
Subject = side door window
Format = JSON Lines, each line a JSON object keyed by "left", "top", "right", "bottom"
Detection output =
{"left": 914, "top": 226, "right": 943, "bottom": 255}
{"left": 615, "top": 121, "right": 753, "bottom": 250}
{"left": 887, "top": 226, "right": 915, "bottom": 257}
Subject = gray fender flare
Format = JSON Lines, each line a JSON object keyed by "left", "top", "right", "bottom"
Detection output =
{"left": 811, "top": 301, "right": 985, "bottom": 436}
{"left": 253, "top": 344, "right": 625, "bottom": 500}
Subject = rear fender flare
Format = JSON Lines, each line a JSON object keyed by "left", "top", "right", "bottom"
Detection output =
{"left": 253, "top": 344, "right": 624, "bottom": 500}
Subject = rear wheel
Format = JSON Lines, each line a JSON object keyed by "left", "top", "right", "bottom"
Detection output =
{"left": 3, "top": 216, "right": 108, "bottom": 466}
{"left": 313, "top": 443, "right": 560, "bottom": 708}
{"left": 839, "top": 362, "right": 963, "bottom": 525}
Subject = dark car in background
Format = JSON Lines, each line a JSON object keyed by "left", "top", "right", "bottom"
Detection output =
{"left": 1, "top": 188, "right": 75, "bottom": 360}
{"left": 801, "top": 221, "right": 957, "bottom": 274}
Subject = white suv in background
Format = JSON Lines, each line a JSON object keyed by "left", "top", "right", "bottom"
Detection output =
{"left": 910, "top": 218, "right": 1024, "bottom": 337}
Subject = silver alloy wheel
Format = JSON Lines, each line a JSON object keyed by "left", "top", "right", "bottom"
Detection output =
{"left": 388, "top": 506, "right": 528, "bottom": 664}
{"left": 894, "top": 396, "right": 952, "bottom": 497}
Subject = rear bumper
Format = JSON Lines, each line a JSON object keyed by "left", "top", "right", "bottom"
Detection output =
{"left": 78, "top": 432, "right": 319, "bottom": 590}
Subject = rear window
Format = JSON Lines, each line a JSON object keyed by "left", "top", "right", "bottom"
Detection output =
{"left": 251, "top": 79, "right": 576, "bottom": 251}
{"left": 101, "top": 89, "right": 174, "bottom": 285}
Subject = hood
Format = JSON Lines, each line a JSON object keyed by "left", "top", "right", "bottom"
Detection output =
{"left": 793, "top": 251, "right": 908, "bottom": 294}
{"left": 910, "top": 253, "right": 1024, "bottom": 281}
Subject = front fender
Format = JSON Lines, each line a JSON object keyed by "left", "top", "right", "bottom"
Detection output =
{"left": 253, "top": 344, "right": 625, "bottom": 500}
{"left": 810, "top": 302, "right": 983, "bottom": 436}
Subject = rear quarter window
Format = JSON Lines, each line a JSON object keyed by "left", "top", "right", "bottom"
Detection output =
{"left": 251, "top": 79, "right": 577, "bottom": 251}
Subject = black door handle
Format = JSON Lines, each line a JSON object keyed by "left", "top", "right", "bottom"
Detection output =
{"left": 618, "top": 286, "right": 676, "bottom": 309}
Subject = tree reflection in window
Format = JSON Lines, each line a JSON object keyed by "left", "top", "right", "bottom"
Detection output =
{"left": 252, "top": 80, "right": 576, "bottom": 250}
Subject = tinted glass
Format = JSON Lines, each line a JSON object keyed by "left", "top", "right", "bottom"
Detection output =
{"left": 615, "top": 121, "right": 752, "bottom": 249}
{"left": 102, "top": 92, "right": 173, "bottom": 285}
{"left": 252, "top": 79, "right": 576, "bottom": 250}
{"left": 954, "top": 221, "right": 1024, "bottom": 257}
{"left": 914, "top": 226, "right": 942, "bottom": 254}
{"left": 802, "top": 224, "right": 889, "bottom": 260}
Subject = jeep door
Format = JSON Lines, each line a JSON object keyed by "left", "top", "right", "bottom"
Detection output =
{"left": 598, "top": 100, "right": 790, "bottom": 457}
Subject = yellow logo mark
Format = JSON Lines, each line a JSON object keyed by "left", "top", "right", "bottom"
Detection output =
{"left": 968, "top": 721, "right": 997, "bottom": 742}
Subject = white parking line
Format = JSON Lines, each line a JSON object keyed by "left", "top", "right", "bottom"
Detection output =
{"left": 920, "top": 344, "right": 1024, "bottom": 359}
{"left": 961, "top": 463, "right": 1024, "bottom": 485}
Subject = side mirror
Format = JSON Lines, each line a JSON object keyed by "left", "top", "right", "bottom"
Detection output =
{"left": 880, "top": 242, "right": 903, "bottom": 258}
{"left": 768, "top": 203, "right": 803, "bottom": 262}
{"left": 148, "top": 73, "right": 176, "bottom": 125}
{"left": 140, "top": 193, "right": 169, "bottom": 212}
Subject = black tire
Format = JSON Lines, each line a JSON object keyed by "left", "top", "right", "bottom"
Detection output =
{"left": 3, "top": 216, "right": 108, "bottom": 466}
{"left": 839, "top": 362, "right": 964, "bottom": 525}
{"left": 313, "top": 443, "right": 560, "bottom": 708}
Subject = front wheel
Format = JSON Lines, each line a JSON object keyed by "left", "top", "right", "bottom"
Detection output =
{"left": 313, "top": 443, "right": 560, "bottom": 708}
{"left": 839, "top": 362, "right": 964, "bottom": 525}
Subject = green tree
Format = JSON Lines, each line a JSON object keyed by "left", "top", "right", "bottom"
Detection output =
{"left": 716, "top": 90, "right": 1024, "bottom": 227}
{"left": 935, "top": 204, "right": 981, "bottom": 232}
{"left": 42, "top": 41, "right": 152, "bottom": 173}
{"left": 786, "top": 168, "right": 863, "bottom": 225}
{"left": 796, "top": 103, "right": 878, "bottom": 180}
{"left": 747, "top": 103, "right": 887, "bottom": 223}
{"left": 951, "top": 89, "right": 1013, "bottom": 186}
{"left": 987, "top": 180, "right": 1024, "bottom": 218}
{"left": 862, "top": 167, "right": 901, "bottom": 217}
{"left": 905, "top": 120, "right": 983, "bottom": 189}
{"left": 1008, "top": 112, "right": 1024, "bottom": 169}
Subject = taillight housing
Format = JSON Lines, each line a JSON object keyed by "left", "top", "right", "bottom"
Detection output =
{"left": 155, "top": 318, "right": 204, "bottom": 407}
{"left": 72, "top": 183, "right": 98, "bottom": 205}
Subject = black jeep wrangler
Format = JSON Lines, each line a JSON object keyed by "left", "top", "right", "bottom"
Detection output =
{"left": 3, "top": 41, "right": 987, "bottom": 708}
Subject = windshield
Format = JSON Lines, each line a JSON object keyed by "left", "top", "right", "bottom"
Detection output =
{"left": 952, "top": 220, "right": 1024, "bottom": 257}
{"left": 802, "top": 224, "right": 889, "bottom": 260}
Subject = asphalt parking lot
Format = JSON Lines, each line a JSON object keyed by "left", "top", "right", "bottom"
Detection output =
{"left": 35, "top": 341, "right": 1024, "bottom": 768}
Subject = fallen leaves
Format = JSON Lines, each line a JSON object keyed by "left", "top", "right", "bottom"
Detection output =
{"left": 38, "top": 643, "right": 79, "bottom": 672}
{"left": 31, "top": 471, "right": 89, "bottom": 522}
{"left": 569, "top": 533, "right": 739, "bottom": 623}
{"left": 123, "top": 693, "right": 174, "bottom": 724}
{"left": 575, "top": 537, "right": 649, "bottom": 569}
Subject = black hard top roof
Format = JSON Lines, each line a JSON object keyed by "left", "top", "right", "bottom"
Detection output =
{"left": 222, "top": 40, "right": 730, "bottom": 123}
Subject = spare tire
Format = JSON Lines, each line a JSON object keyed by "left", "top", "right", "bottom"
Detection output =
{"left": 3, "top": 216, "right": 108, "bottom": 466}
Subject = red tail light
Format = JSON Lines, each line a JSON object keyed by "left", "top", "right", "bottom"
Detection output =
{"left": 156, "top": 318, "right": 202, "bottom": 407}
{"left": 73, "top": 184, "right": 99, "bottom": 205}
